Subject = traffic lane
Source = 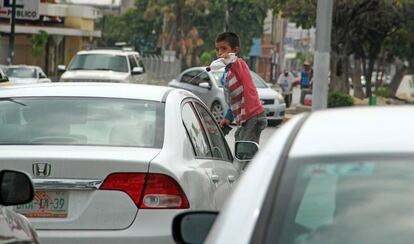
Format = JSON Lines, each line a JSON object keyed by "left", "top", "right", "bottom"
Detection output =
{"left": 224, "top": 125, "right": 279, "bottom": 153}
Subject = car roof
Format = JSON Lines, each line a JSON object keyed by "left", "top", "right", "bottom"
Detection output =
{"left": 76, "top": 49, "right": 137, "bottom": 56}
{"left": 0, "top": 82, "right": 174, "bottom": 101}
{"left": 289, "top": 106, "right": 414, "bottom": 157}
{"left": 7, "top": 65, "right": 39, "bottom": 69}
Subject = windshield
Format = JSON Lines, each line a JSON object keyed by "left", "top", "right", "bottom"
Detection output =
{"left": 6, "top": 67, "right": 36, "bottom": 78}
{"left": 68, "top": 54, "right": 129, "bottom": 73}
{"left": 211, "top": 71, "right": 268, "bottom": 88}
{"left": 0, "top": 97, "right": 164, "bottom": 148}
{"left": 271, "top": 157, "right": 414, "bottom": 244}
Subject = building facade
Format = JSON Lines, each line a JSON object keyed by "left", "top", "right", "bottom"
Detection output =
{"left": 0, "top": 0, "right": 101, "bottom": 80}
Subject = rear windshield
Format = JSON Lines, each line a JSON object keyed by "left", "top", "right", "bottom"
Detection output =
{"left": 270, "top": 157, "right": 414, "bottom": 244}
{"left": 68, "top": 54, "right": 129, "bottom": 73}
{"left": 0, "top": 97, "right": 164, "bottom": 148}
{"left": 6, "top": 67, "right": 36, "bottom": 78}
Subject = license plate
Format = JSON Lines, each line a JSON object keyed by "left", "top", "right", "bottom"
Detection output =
{"left": 15, "top": 191, "right": 68, "bottom": 218}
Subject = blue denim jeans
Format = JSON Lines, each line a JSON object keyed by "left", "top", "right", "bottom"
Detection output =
{"left": 235, "top": 112, "right": 267, "bottom": 143}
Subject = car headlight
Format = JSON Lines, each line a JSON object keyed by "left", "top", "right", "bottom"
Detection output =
{"left": 277, "top": 93, "right": 284, "bottom": 104}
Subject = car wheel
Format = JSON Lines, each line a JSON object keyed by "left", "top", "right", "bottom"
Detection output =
{"left": 268, "top": 119, "right": 283, "bottom": 127}
{"left": 211, "top": 102, "right": 224, "bottom": 123}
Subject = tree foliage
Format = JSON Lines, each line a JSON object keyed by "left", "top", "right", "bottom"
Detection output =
{"left": 271, "top": 0, "right": 411, "bottom": 97}
{"left": 31, "top": 30, "right": 48, "bottom": 57}
{"left": 100, "top": 0, "right": 269, "bottom": 67}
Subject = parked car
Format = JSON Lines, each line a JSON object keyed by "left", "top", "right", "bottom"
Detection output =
{"left": 59, "top": 49, "right": 147, "bottom": 83}
{"left": 0, "top": 169, "right": 38, "bottom": 243}
{"left": 0, "top": 66, "right": 10, "bottom": 85}
{"left": 0, "top": 82, "right": 256, "bottom": 244}
{"left": 169, "top": 67, "right": 286, "bottom": 126}
{"left": 5, "top": 65, "right": 51, "bottom": 85}
{"left": 173, "top": 106, "right": 414, "bottom": 244}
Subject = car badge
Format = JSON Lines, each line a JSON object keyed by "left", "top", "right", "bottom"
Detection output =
{"left": 32, "top": 163, "right": 51, "bottom": 177}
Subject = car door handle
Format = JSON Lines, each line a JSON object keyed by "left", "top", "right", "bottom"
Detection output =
{"left": 211, "top": 175, "right": 220, "bottom": 183}
{"left": 228, "top": 175, "right": 236, "bottom": 183}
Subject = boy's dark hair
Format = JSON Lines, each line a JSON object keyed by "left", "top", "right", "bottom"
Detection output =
{"left": 215, "top": 32, "right": 240, "bottom": 48}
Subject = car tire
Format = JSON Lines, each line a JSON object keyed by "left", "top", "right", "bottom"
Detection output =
{"left": 267, "top": 119, "right": 283, "bottom": 127}
{"left": 211, "top": 102, "right": 224, "bottom": 123}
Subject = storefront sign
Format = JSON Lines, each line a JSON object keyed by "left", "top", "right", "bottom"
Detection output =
{"left": 0, "top": 0, "right": 40, "bottom": 20}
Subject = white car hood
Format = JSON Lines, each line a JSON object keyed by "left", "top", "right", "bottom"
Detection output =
{"left": 9, "top": 78, "right": 39, "bottom": 84}
{"left": 61, "top": 70, "right": 129, "bottom": 81}
{"left": 257, "top": 87, "right": 277, "bottom": 99}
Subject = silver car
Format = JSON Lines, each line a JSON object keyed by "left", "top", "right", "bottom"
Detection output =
{"left": 169, "top": 67, "right": 286, "bottom": 125}
{"left": 0, "top": 82, "right": 249, "bottom": 244}
{"left": 173, "top": 106, "right": 414, "bottom": 244}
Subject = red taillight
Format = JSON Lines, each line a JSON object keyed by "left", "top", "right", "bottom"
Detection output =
{"left": 100, "top": 173, "right": 189, "bottom": 209}
{"left": 100, "top": 173, "right": 146, "bottom": 206}
{"left": 140, "top": 174, "right": 189, "bottom": 209}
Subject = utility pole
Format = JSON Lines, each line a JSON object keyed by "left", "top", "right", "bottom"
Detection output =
{"left": 7, "top": 0, "right": 17, "bottom": 65}
{"left": 224, "top": 0, "right": 229, "bottom": 31}
{"left": 312, "top": 0, "right": 333, "bottom": 111}
{"left": 270, "top": 11, "right": 276, "bottom": 84}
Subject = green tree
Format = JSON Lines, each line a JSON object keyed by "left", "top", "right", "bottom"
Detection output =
{"left": 31, "top": 30, "right": 48, "bottom": 57}
{"left": 98, "top": 0, "right": 162, "bottom": 54}
{"left": 270, "top": 0, "right": 407, "bottom": 98}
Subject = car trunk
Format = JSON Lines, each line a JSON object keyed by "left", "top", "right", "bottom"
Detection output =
{"left": 0, "top": 145, "right": 161, "bottom": 230}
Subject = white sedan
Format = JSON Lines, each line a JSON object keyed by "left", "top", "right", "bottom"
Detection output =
{"left": 0, "top": 83, "right": 254, "bottom": 244}
{"left": 5, "top": 65, "right": 51, "bottom": 84}
{"left": 173, "top": 106, "right": 414, "bottom": 244}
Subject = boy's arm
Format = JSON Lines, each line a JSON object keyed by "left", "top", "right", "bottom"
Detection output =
{"left": 228, "top": 59, "right": 252, "bottom": 87}
{"left": 224, "top": 109, "right": 234, "bottom": 122}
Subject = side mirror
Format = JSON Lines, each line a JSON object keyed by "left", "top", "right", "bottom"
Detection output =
{"left": 172, "top": 211, "right": 218, "bottom": 244}
{"left": 0, "top": 75, "right": 9, "bottom": 83}
{"left": 39, "top": 73, "right": 46, "bottom": 79}
{"left": 234, "top": 141, "right": 259, "bottom": 162}
{"left": 57, "top": 65, "right": 66, "bottom": 72}
{"left": 0, "top": 170, "right": 34, "bottom": 206}
{"left": 199, "top": 82, "right": 211, "bottom": 89}
{"left": 132, "top": 67, "right": 144, "bottom": 75}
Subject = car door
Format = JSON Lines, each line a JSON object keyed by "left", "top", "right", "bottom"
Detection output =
{"left": 179, "top": 70, "right": 213, "bottom": 105}
{"left": 181, "top": 101, "right": 234, "bottom": 210}
{"left": 133, "top": 54, "right": 147, "bottom": 83}
{"left": 127, "top": 55, "right": 142, "bottom": 83}
{"left": 193, "top": 101, "right": 239, "bottom": 191}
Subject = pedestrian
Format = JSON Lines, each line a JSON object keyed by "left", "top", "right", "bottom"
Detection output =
{"left": 277, "top": 69, "right": 294, "bottom": 107}
{"left": 214, "top": 32, "right": 267, "bottom": 144}
{"left": 300, "top": 62, "right": 313, "bottom": 104}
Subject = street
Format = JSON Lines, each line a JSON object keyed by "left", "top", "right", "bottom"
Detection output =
{"left": 225, "top": 125, "right": 279, "bottom": 153}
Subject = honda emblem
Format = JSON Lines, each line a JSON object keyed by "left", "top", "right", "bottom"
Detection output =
{"left": 32, "top": 163, "right": 51, "bottom": 177}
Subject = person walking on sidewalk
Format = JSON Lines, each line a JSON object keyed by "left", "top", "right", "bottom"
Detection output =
{"left": 277, "top": 69, "right": 294, "bottom": 107}
{"left": 214, "top": 32, "right": 267, "bottom": 144}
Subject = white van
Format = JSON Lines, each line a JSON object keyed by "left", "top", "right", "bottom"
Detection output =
{"left": 59, "top": 49, "right": 147, "bottom": 83}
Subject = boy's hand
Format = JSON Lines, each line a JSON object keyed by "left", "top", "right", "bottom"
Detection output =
{"left": 220, "top": 118, "right": 231, "bottom": 128}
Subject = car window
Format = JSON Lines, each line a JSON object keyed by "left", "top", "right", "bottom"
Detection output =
{"left": 180, "top": 71, "right": 205, "bottom": 86}
{"left": 0, "top": 97, "right": 164, "bottom": 148}
{"left": 6, "top": 67, "right": 36, "bottom": 78}
{"left": 264, "top": 158, "right": 414, "bottom": 244}
{"left": 135, "top": 55, "right": 146, "bottom": 72}
{"left": 181, "top": 102, "right": 212, "bottom": 158}
{"left": 128, "top": 55, "right": 138, "bottom": 70}
{"left": 194, "top": 102, "right": 232, "bottom": 161}
{"left": 68, "top": 54, "right": 129, "bottom": 73}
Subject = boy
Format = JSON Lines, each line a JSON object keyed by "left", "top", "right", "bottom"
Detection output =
{"left": 215, "top": 32, "right": 267, "bottom": 143}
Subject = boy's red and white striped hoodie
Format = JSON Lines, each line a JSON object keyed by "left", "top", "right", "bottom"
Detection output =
{"left": 223, "top": 58, "right": 264, "bottom": 126}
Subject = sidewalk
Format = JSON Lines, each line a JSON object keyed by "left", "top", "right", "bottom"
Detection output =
{"left": 283, "top": 104, "right": 311, "bottom": 123}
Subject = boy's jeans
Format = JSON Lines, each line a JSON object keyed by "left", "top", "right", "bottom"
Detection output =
{"left": 235, "top": 112, "right": 267, "bottom": 143}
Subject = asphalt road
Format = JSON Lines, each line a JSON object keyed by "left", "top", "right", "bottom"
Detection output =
{"left": 224, "top": 125, "right": 279, "bottom": 153}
